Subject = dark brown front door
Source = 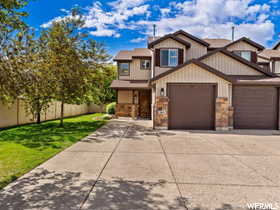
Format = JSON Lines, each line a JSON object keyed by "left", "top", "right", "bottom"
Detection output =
{"left": 168, "top": 84, "right": 215, "bottom": 130}
{"left": 233, "top": 86, "right": 278, "bottom": 129}
{"left": 139, "top": 90, "right": 151, "bottom": 118}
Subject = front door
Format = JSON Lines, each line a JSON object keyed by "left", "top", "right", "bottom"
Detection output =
{"left": 139, "top": 90, "right": 151, "bottom": 119}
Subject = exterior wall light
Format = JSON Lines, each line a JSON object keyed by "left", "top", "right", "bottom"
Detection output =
{"left": 160, "top": 88, "right": 165, "bottom": 96}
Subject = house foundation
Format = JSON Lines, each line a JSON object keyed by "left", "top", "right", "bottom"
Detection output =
{"left": 116, "top": 104, "right": 139, "bottom": 119}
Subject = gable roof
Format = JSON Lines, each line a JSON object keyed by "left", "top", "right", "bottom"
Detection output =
{"left": 148, "top": 34, "right": 191, "bottom": 48}
{"left": 198, "top": 48, "right": 275, "bottom": 77}
{"left": 203, "top": 38, "right": 231, "bottom": 49}
{"left": 258, "top": 49, "right": 280, "bottom": 60}
{"left": 173, "top": 30, "right": 210, "bottom": 47}
{"left": 150, "top": 59, "right": 234, "bottom": 83}
{"left": 272, "top": 41, "right": 280, "bottom": 50}
{"left": 114, "top": 48, "right": 152, "bottom": 61}
{"left": 223, "top": 37, "right": 265, "bottom": 51}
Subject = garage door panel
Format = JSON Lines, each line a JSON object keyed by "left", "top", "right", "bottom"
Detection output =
{"left": 168, "top": 84, "right": 215, "bottom": 130}
{"left": 233, "top": 86, "right": 278, "bottom": 129}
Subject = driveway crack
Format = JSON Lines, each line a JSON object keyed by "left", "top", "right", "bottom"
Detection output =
{"left": 157, "top": 135, "right": 189, "bottom": 210}
{"left": 79, "top": 123, "right": 131, "bottom": 210}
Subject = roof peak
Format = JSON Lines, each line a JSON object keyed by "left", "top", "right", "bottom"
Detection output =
{"left": 224, "top": 37, "right": 265, "bottom": 50}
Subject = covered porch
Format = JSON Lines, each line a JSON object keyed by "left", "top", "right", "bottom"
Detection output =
{"left": 111, "top": 80, "right": 152, "bottom": 119}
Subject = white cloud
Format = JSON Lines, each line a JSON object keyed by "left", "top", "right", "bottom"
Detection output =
{"left": 41, "top": 0, "right": 276, "bottom": 45}
{"left": 41, "top": 0, "right": 150, "bottom": 37}
{"left": 136, "top": 0, "right": 275, "bottom": 45}
{"left": 130, "top": 37, "right": 146, "bottom": 43}
{"left": 60, "top": 8, "right": 69, "bottom": 14}
{"left": 82, "top": 0, "right": 150, "bottom": 37}
{"left": 160, "top": 8, "right": 170, "bottom": 17}
{"left": 41, "top": 16, "right": 67, "bottom": 28}
{"left": 90, "top": 29, "right": 120, "bottom": 37}
{"left": 81, "top": 0, "right": 149, "bottom": 38}
{"left": 108, "top": 0, "right": 148, "bottom": 10}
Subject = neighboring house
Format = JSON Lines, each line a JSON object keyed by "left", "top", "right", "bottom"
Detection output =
{"left": 111, "top": 30, "right": 280, "bottom": 131}
{"left": 258, "top": 49, "right": 280, "bottom": 74}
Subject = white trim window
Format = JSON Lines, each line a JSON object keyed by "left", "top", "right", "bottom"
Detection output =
{"left": 140, "top": 59, "right": 151, "bottom": 70}
{"left": 160, "top": 49, "right": 178, "bottom": 67}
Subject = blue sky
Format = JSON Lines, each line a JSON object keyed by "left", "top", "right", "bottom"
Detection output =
{"left": 25, "top": 0, "right": 280, "bottom": 56}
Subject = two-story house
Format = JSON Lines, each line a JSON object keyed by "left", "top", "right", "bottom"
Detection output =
{"left": 111, "top": 30, "right": 280, "bottom": 131}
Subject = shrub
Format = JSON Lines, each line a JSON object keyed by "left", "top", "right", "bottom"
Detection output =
{"left": 103, "top": 114, "right": 113, "bottom": 120}
{"left": 106, "top": 102, "right": 116, "bottom": 115}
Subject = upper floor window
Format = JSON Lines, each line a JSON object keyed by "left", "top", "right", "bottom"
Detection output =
{"left": 140, "top": 59, "right": 151, "bottom": 70}
{"left": 160, "top": 49, "right": 178, "bottom": 67}
{"left": 118, "top": 62, "right": 130, "bottom": 76}
{"left": 233, "top": 51, "right": 251, "bottom": 61}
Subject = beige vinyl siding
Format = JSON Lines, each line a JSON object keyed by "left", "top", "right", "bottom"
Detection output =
{"left": 274, "top": 61, "right": 280, "bottom": 73}
{"left": 226, "top": 41, "right": 258, "bottom": 52}
{"left": 119, "top": 59, "right": 151, "bottom": 80}
{"left": 119, "top": 75, "right": 130, "bottom": 80}
{"left": 176, "top": 34, "right": 207, "bottom": 59}
{"left": 275, "top": 45, "right": 280, "bottom": 51}
{"left": 201, "top": 52, "right": 263, "bottom": 75}
{"left": 118, "top": 90, "right": 133, "bottom": 103}
{"left": 154, "top": 63, "right": 231, "bottom": 104}
{"left": 130, "top": 59, "right": 151, "bottom": 80}
{"left": 257, "top": 56, "right": 269, "bottom": 63}
{"left": 154, "top": 38, "right": 186, "bottom": 76}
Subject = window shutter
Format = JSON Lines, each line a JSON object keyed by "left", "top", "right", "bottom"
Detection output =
{"left": 251, "top": 52, "right": 257, "bottom": 63}
{"left": 178, "top": 49, "right": 184, "bottom": 65}
{"left": 155, "top": 49, "right": 160, "bottom": 66}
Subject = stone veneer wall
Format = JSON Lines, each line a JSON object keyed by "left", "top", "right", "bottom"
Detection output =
{"left": 116, "top": 104, "right": 139, "bottom": 119}
{"left": 215, "top": 97, "right": 233, "bottom": 131}
{"left": 154, "top": 96, "right": 169, "bottom": 129}
{"left": 154, "top": 96, "right": 234, "bottom": 130}
{"left": 228, "top": 106, "right": 234, "bottom": 130}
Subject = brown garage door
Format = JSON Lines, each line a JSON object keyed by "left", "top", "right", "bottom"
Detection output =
{"left": 233, "top": 86, "right": 278, "bottom": 129}
{"left": 168, "top": 84, "right": 215, "bottom": 130}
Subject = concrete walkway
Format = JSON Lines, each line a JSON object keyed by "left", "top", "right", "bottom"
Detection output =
{"left": 1, "top": 119, "right": 280, "bottom": 210}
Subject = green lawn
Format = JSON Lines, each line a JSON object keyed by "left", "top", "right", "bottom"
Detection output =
{"left": 0, "top": 113, "right": 107, "bottom": 190}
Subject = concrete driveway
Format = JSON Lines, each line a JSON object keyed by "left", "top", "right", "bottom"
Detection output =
{"left": 1, "top": 119, "right": 280, "bottom": 210}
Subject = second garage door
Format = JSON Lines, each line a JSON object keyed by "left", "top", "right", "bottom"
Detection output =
{"left": 168, "top": 84, "right": 215, "bottom": 130}
{"left": 233, "top": 86, "right": 278, "bottom": 129}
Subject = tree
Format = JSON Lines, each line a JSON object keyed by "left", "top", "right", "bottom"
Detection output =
{"left": 0, "top": 30, "right": 32, "bottom": 103}
{"left": 0, "top": 0, "right": 29, "bottom": 32}
{"left": 22, "top": 31, "right": 56, "bottom": 124}
{"left": 0, "top": 0, "right": 30, "bottom": 103}
{"left": 79, "top": 39, "right": 113, "bottom": 104}
{"left": 97, "top": 64, "right": 117, "bottom": 104}
{"left": 46, "top": 10, "right": 110, "bottom": 126}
